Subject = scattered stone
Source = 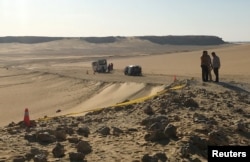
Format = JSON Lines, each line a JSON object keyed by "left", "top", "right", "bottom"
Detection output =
{"left": 76, "top": 141, "right": 92, "bottom": 154}
{"left": 193, "top": 113, "right": 207, "bottom": 123}
{"left": 141, "top": 154, "right": 158, "bottom": 162}
{"left": 52, "top": 143, "right": 65, "bottom": 158}
{"left": 68, "top": 136, "right": 80, "bottom": 143}
{"left": 184, "top": 98, "right": 199, "bottom": 108}
{"left": 127, "top": 128, "right": 138, "bottom": 132}
{"left": 36, "top": 131, "right": 56, "bottom": 144}
{"left": 33, "top": 153, "right": 47, "bottom": 162}
{"left": 153, "top": 152, "right": 168, "bottom": 162}
{"left": 208, "top": 130, "right": 229, "bottom": 145}
{"left": 190, "top": 135, "right": 207, "bottom": 150}
{"left": 69, "top": 152, "right": 85, "bottom": 161}
{"left": 12, "top": 155, "right": 25, "bottom": 162}
{"left": 144, "top": 130, "right": 167, "bottom": 141}
{"left": 236, "top": 121, "right": 249, "bottom": 133}
{"left": 163, "top": 124, "right": 177, "bottom": 138}
{"left": 149, "top": 122, "right": 164, "bottom": 131}
{"left": 77, "top": 126, "right": 90, "bottom": 137}
{"left": 111, "top": 126, "right": 123, "bottom": 136}
{"left": 24, "top": 133, "right": 37, "bottom": 142}
{"left": 180, "top": 144, "right": 191, "bottom": 157}
{"left": 1, "top": 79, "right": 249, "bottom": 161}
{"left": 97, "top": 126, "right": 110, "bottom": 136}
{"left": 141, "top": 115, "right": 168, "bottom": 128}
{"left": 142, "top": 152, "right": 167, "bottom": 162}
{"left": 143, "top": 105, "right": 154, "bottom": 115}
{"left": 55, "top": 130, "right": 67, "bottom": 141}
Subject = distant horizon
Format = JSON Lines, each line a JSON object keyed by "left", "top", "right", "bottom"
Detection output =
{"left": 1, "top": 35, "right": 250, "bottom": 43}
{"left": 1, "top": 35, "right": 249, "bottom": 43}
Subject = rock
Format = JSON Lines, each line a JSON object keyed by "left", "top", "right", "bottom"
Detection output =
{"left": 141, "top": 154, "right": 158, "bottom": 162}
{"left": 97, "top": 126, "right": 110, "bottom": 136}
{"left": 26, "top": 148, "right": 48, "bottom": 161}
{"left": 77, "top": 126, "right": 90, "bottom": 137}
{"left": 180, "top": 144, "right": 190, "bottom": 157}
{"left": 163, "top": 124, "right": 177, "bottom": 138}
{"left": 76, "top": 141, "right": 92, "bottom": 154}
{"left": 158, "top": 108, "right": 167, "bottom": 114}
{"left": 190, "top": 135, "right": 207, "bottom": 150}
{"left": 69, "top": 152, "right": 85, "bottom": 161}
{"left": 236, "top": 121, "right": 249, "bottom": 133}
{"left": 55, "top": 130, "right": 67, "bottom": 141}
{"left": 12, "top": 155, "right": 25, "bottom": 162}
{"left": 36, "top": 131, "right": 56, "bottom": 144}
{"left": 192, "top": 157, "right": 202, "bottom": 162}
{"left": 127, "top": 128, "right": 138, "bottom": 132}
{"left": 193, "top": 113, "right": 207, "bottom": 122}
{"left": 111, "top": 126, "right": 123, "bottom": 136}
{"left": 33, "top": 154, "right": 47, "bottom": 162}
{"left": 153, "top": 152, "right": 168, "bottom": 162}
{"left": 144, "top": 130, "right": 167, "bottom": 141}
{"left": 184, "top": 98, "right": 199, "bottom": 108}
{"left": 143, "top": 105, "right": 154, "bottom": 115}
{"left": 65, "top": 127, "right": 75, "bottom": 135}
{"left": 68, "top": 136, "right": 80, "bottom": 143}
{"left": 141, "top": 115, "right": 169, "bottom": 128}
{"left": 25, "top": 152, "right": 34, "bottom": 161}
{"left": 52, "top": 143, "right": 65, "bottom": 158}
{"left": 173, "top": 115, "right": 181, "bottom": 121}
{"left": 24, "top": 133, "right": 37, "bottom": 142}
{"left": 142, "top": 153, "right": 167, "bottom": 162}
{"left": 208, "top": 130, "right": 229, "bottom": 145}
{"left": 30, "top": 147, "right": 45, "bottom": 156}
{"left": 149, "top": 122, "right": 164, "bottom": 131}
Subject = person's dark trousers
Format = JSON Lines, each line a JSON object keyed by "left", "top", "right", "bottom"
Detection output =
{"left": 201, "top": 65, "right": 209, "bottom": 81}
{"left": 213, "top": 68, "right": 219, "bottom": 82}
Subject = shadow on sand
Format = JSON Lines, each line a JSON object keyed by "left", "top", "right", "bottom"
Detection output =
{"left": 216, "top": 82, "right": 250, "bottom": 94}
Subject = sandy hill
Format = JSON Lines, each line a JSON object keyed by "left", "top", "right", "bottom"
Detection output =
{"left": 0, "top": 79, "right": 249, "bottom": 162}
{"left": 0, "top": 38, "right": 249, "bottom": 161}
{"left": 0, "top": 35, "right": 225, "bottom": 45}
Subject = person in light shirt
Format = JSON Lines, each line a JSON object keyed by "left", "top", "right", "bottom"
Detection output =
{"left": 211, "top": 52, "right": 221, "bottom": 82}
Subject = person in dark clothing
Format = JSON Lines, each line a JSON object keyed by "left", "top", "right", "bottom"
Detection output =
{"left": 211, "top": 52, "right": 221, "bottom": 82}
{"left": 110, "top": 63, "right": 113, "bottom": 71}
{"left": 107, "top": 64, "right": 111, "bottom": 73}
{"left": 200, "top": 50, "right": 210, "bottom": 82}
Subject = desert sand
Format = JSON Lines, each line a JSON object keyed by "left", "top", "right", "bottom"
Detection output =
{"left": 0, "top": 38, "right": 249, "bottom": 161}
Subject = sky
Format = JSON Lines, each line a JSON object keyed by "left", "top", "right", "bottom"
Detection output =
{"left": 1, "top": 0, "right": 250, "bottom": 41}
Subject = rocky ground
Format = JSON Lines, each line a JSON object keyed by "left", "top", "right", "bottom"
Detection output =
{"left": 0, "top": 79, "right": 249, "bottom": 162}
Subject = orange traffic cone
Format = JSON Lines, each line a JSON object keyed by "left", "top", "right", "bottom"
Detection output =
{"left": 24, "top": 108, "right": 30, "bottom": 127}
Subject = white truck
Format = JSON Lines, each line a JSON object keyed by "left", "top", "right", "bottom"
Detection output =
{"left": 92, "top": 59, "right": 108, "bottom": 73}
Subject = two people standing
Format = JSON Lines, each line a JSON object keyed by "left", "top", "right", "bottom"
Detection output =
{"left": 200, "top": 51, "right": 220, "bottom": 82}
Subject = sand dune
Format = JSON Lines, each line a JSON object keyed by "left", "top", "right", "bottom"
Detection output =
{"left": 0, "top": 68, "right": 165, "bottom": 126}
{"left": 0, "top": 39, "right": 249, "bottom": 161}
{"left": 62, "top": 82, "right": 165, "bottom": 116}
{"left": 0, "top": 40, "right": 249, "bottom": 127}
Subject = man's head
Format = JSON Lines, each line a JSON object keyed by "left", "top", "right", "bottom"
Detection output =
{"left": 203, "top": 50, "right": 208, "bottom": 55}
{"left": 211, "top": 52, "right": 216, "bottom": 57}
